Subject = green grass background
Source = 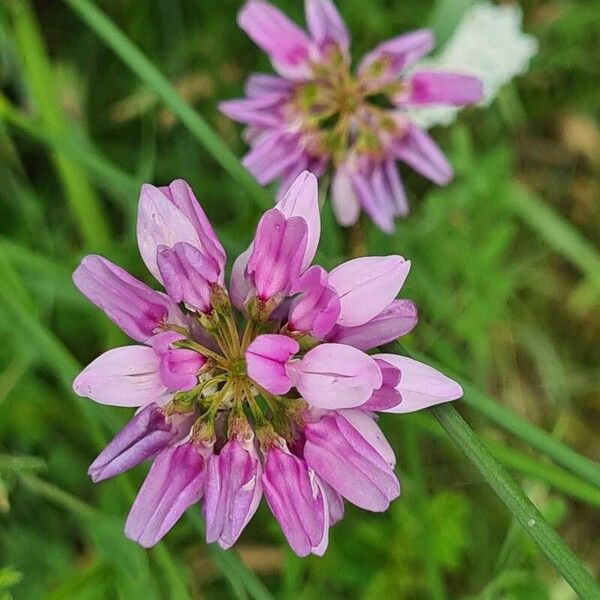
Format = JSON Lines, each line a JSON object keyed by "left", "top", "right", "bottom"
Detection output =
{"left": 0, "top": 0, "right": 599, "bottom": 598}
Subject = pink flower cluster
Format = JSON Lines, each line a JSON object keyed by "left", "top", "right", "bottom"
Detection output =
{"left": 73, "top": 172, "right": 462, "bottom": 555}
{"left": 220, "top": 0, "right": 483, "bottom": 232}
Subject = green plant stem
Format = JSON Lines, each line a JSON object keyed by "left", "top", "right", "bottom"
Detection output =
{"left": 63, "top": 0, "right": 271, "bottom": 211}
{"left": 9, "top": 0, "right": 111, "bottom": 250}
{"left": 386, "top": 343, "right": 600, "bottom": 490}
{"left": 431, "top": 404, "right": 600, "bottom": 599}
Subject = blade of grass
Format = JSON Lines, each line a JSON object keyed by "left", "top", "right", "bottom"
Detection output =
{"left": 63, "top": 0, "right": 271, "bottom": 211}
{"left": 385, "top": 342, "right": 600, "bottom": 490}
{"left": 8, "top": 0, "right": 111, "bottom": 250}
{"left": 430, "top": 404, "right": 600, "bottom": 599}
{"left": 505, "top": 184, "right": 600, "bottom": 295}
{"left": 0, "top": 93, "right": 140, "bottom": 209}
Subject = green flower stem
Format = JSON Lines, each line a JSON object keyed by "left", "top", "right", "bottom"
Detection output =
{"left": 430, "top": 404, "right": 600, "bottom": 599}
{"left": 8, "top": 0, "right": 111, "bottom": 250}
{"left": 403, "top": 413, "right": 600, "bottom": 508}
{"left": 63, "top": 0, "right": 271, "bottom": 211}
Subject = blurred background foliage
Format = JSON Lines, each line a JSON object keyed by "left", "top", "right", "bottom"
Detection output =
{"left": 0, "top": 0, "right": 598, "bottom": 598}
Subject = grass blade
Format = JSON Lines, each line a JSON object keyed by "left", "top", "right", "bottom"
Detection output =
{"left": 63, "top": 0, "right": 271, "bottom": 211}
{"left": 8, "top": 0, "right": 111, "bottom": 250}
{"left": 505, "top": 184, "right": 600, "bottom": 295}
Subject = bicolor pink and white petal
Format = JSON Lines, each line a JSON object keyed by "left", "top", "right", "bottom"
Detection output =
{"left": 73, "top": 173, "right": 462, "bottom": 556}
{"left": 221, "top": 0, "right": 483, "bottom": 231}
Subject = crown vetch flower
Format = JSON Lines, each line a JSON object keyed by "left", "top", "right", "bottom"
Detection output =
{"left": 220, "top": 0, "right": 483, "bottom": 232}
{"left": 73, "top": 171, "right": 462, "bottom": 555}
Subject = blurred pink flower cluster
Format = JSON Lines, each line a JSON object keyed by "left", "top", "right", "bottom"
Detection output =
{"left": 221, "top": 0, "right": 482, "bottom": 231}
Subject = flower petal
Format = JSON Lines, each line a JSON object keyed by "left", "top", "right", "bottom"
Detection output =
{"left": 305, "top": 0, "right": 350, "bottom": 54}
{"left": 286, "top": 343, "right": 382, "bottom": 408}
{"left": 372, "top": 354, "right": 463, "bottom": 413}
{"left": 238, "top": 0, "right": 313, "bottom": 80}
{"left": 359, "top": 29, "right": 434, "bottom": 83}
{"left": 393, "top": 124, "right": 453, "bottom": 185}
{"left": 275, "top": 170, "right": 321, "bottom": 270}
{"left": 329, "top": 256, "right": 411, "bottom": 327}
{"left": 125, "top": 442, "right": 209, "bottom": 548}
{"left": 331, "top": 167, "right": 361, "bottom": 227}
{"left": 137, "top": 181, "right": 225, "bottom": 284}
{"left": 328, "top": 299, "right": 417, "bottom": 350}
{"left": 407, "top": 71, "right": 483, "bottom": 106}
{"left": 246, "top": 334, "right": 299, "bottom": 395}
{"left": 247, "top": 210, "right": 308, "bottom": 301}
{"left": 73, "top": 346, "right": 167, "bottom": 407}
{"left": 73, "top": 255, "right": 179, "bottom": 342}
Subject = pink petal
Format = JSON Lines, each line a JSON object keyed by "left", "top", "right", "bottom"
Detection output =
{"left": 305, "top": 0, "right": 350, "bottom": 53}
{"left": 238, "top": 1, "right": 313, "bottom": 80}
{"left": 328, "top": 299, "right": 418, "bottom": 350}
{"left": 331, "top": 167, "right": 361, "bottom": 227}
{"left": 242, "top": 131, "right": 304, "bottom": 185}
{"left": 329, "top": 256, "right": 411, "bottom": 327}
{"left": 372, "top": 354, "right": 463, "bottom": 413}
{"left": 407, "top": 71, "right": 483, "bottom": 106}
{"left": 358, "top": 29, "right": 434, "bottom": 83}
{"left": 137, "top": 183, "right": 216, "bottom": 284}
{"left": 245, "top": 73, "right": 293, "bottom": 98}
{"left": 337, "top": 409, "right": 396, "bottom": 467}
{"left": 246, "top": 334, "right": 299, "bottom": 395}
{"left": 73, "top": 346, "right": 167, "bottom": 407}
{"left": 247, "top": 210, "right": 308, "bottom": 301}
{"left": 287, "top": 266, "right": 340, "bottom": 338}
{"left": 125, "top": 442, "right": 209, "bottom": 548}
{"left": 287, "top": 343, "right": 382, "bottom": 408}
{"left": 393, "top": 124, "right": 453, "bottom": 185}
{"left": 275, "top": 170, "right": 321, "bottom": 270}
{"left": 73, "top": 255, "right": 180, "bottom": 342}
{"left": 229, "top": 247, "right": 255, "bottom": 311}
{"left": 218, "top": 95, "right": 286, "bottom": 128}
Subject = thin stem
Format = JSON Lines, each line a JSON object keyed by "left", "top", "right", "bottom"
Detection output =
{"left": 431, "top": 404, "right": 600, "bottom": 599}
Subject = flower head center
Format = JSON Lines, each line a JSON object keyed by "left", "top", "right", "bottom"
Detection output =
{"left": 289, "top": 49, "right": 403, "bottom": 165}
{"left": 166, "top": 293, "right": 304, "bottom": 445}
